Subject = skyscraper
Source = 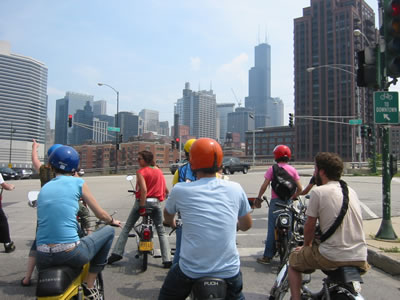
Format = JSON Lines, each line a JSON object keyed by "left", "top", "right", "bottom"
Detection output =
{"left": 55, "top": 92, "right": 94, "bottom": 145}
{"left": 179, "top": 82, "right": 217, "bottom": 139}
{"left": 227, "top": 107, "right": 255, "bottom": 143}
{"left": 294, "top": 0, "right": 375, "bottom": 161}
{"left": 118, "top": 112, "right": 140, "bottom": 142}
{"left": 72, "top": 101, "right": 93, "bottom": 145}
{"left": 93, "top": 100, "right": 107, "bottom": 116}
{"left": 139, "top": 109, "right": 159, "bottom": 133}
{"left": 0, "top": 41, "right": 48, "bottom": 167}
{"left": 217, "top": 103, "right": 235, "bottom": 143}
{"left": 245, "top": 43, "right": 271, "bottom": 128}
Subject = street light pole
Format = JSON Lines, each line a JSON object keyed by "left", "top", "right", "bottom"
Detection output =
{"left": 306, "top": 64, "right": 361, "bottom": 165}
{"left": 9, "top": 121, "right": 15, "bottom": 168}
{"left": 98, "top": 83, "right": 119, "bottom": 174}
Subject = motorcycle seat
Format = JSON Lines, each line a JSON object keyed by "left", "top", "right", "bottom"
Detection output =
{"left": 36, "top": 265, "right": 82, "bottom": 297}
{"left": 191, "top": 277, "right": 227, "bottom": 300}
{"left": 323, "top": 266, "right": 363, "bottom": 284}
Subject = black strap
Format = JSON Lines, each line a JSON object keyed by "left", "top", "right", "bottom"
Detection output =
{"left": 319, "top": 180, "right": 349, "bottom": 243}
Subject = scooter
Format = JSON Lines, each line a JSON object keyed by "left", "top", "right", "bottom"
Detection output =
{"left": 28, "top": 191, "right": 105, "bottom": 300}
{"left": 126, "top": 175, "right": 159, "bottom": 272}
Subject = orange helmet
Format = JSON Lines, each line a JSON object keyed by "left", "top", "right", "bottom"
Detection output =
{"left": 190, "top": 138, "right": 223, "bottom": 171}
{"left": 273, "top": 145, "right": 291, "bottom": 160}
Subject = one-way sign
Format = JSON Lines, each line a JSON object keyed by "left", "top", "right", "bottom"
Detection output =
{"left": 374, "top": 92, "right": 399, "bottom": 124}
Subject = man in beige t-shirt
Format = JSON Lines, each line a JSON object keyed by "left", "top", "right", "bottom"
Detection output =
{"left": 288, "top": 152, "right": 369, "bottom": 300}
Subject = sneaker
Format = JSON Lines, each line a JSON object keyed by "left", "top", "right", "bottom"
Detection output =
{"left": 82, "top": 282, "right": 100, "bottom": 300}
{"left": 257, "top": 256, "right": 272, "bottom": 265}
{"left": 4, "top": 241, "right": 15, "bottom": 253}
{"left": 163, "top": 261, "right": 172, "bottom": 269}
{"left": 107, "top": 253, "right": 122, "bottom": 265}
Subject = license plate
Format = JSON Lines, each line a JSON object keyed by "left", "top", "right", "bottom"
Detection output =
{"left": 139, "top": 241, "right": 153, "bottom": 251}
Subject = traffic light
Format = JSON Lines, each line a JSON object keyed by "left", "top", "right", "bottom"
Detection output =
{"left": 356, "top": 46, "right": 378, "bottom": 88}
{"left": 171, "top": 140, "right": 175, "bottom": 149}
{"left": 68, "top": 114, "right": 73, "bottom": 127}
{"left": 383, "top": 0, "right": 400, "bottom": 78}
{"left": 361, "top": 125, "right": 369, "bottom": 138}
{"left": 118, "top": 134, "right": 123, "bottom": 143}
{"left": 288, "top": 113, "right": 294, "bottom": 128}
{"left": 175, "top": 137, "right": 180, "bottom": 150}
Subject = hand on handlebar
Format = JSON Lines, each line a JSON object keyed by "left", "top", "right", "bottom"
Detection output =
{"left": 111, "top": 219, "right": 122, "bottom": 228}
{"left": 139, "top": 206, "right": 146, "bottom": 216}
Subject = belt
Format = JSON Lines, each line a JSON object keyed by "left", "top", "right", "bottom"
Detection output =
{"left": 37, "top": 241, "right": 80, "bottom": 253}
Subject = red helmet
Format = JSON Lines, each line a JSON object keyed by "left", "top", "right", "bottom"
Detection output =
{"left": 190, "top": 138, "right": 223, "bottom": 171}
{"left": 273, "top": 145, "right": 291, "bottom": 160}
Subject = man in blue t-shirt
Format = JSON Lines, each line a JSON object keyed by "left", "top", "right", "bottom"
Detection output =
{"left": 159, "top": 138, "right": 252, "bottom": 300}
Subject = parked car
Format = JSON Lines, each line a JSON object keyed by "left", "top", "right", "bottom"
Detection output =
{"left": 169, "top": 160, "right": 187, "bottom": 175}
{"left": 222, "top": 157, "right": 250, "bottom": 175}
{"left": 13, "top": 168, "right": 33, "bottom": 179}
{"left": 0, "top": 167, "right": 20, "bottom": 180}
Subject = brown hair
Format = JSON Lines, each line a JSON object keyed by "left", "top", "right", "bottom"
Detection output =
{"left": 138, "top": 150, "right": 155, "bottom": 166}
{"left": 315, "top": 152, "right": 343, "bottom": 181}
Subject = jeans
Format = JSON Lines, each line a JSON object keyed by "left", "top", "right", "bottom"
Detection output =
{"left": 112, "top": 200, "right": 171, "bottom": 263}
{"left": 158, "top": 263, "right": 244, "bottom": 300}
{"left": 263, "top": 198, "right": 292, "bottom": 258}
{"left": 172, "top": 224, "right": 182, "bottom": 265}
{"left": 36, "top": 225, "right": 115, "bottom": 274}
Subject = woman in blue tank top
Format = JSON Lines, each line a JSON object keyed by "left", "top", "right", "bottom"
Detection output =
{"left": 35, "top": 146, "right": 121, "bottom": 299}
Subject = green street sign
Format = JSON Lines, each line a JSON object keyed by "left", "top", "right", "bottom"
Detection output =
{"left": 107, "top": 126, "right": 121, "bottom": 132}
{"left": 349, "top": 119, "right": 362, "bottom": 125}
{"left": 374, "top": 91, "right": 399, "bottom": 124}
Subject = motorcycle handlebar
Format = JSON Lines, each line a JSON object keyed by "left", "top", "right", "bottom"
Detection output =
{"left": 128, "top": 190, "right": 135, "bottom": 193}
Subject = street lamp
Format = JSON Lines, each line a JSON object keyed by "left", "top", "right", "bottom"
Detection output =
{"left": 306, "top": 64, "right": 362, "bottom": 165}
{"left": 248, "top": 113, "right": 256, "bottom": 166}
{"left": 98, "top": 83, "right": 120, "bottom": 174}
{"left": 353, "top": 29, "right": 372, "bottom": 47}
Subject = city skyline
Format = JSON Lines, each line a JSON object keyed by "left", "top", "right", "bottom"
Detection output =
{"left": 0, "top": 1, "right": 381, "bottom": 129}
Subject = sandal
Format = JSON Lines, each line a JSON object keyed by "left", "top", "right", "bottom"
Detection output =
{"left": 21, "top": 277, "right": 31, "bottom": 287}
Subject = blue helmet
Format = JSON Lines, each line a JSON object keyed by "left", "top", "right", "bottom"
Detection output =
{"left": 48, "top": 145, "right": 80, "bottom": 172}
{"left": 47, "top": 144, "right": 63, "bottom": 157}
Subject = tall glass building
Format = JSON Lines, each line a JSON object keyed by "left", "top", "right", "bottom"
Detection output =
{"left": 0, "top": 41, "right": 48, "bottom": 167}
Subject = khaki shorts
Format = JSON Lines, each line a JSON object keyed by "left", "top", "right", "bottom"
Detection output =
{"left": 289, "top": 243, "right": 369, "bottom": 274}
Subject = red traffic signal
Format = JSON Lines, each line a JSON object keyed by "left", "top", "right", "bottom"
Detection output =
{"left": 175, "top": 137, "right": 180, "bottom": 142}
{"left": 384, "top": 0, "right": 400, "bottom": 78}
{"left": 68, "top": 114, "right": 73, "bottom": 127}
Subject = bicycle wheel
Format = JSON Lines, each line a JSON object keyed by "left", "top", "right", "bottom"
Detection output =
{"left": 142, "top": 252, "right": 148, "bottom": 272}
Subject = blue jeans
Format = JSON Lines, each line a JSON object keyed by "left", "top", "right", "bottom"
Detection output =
{"left": 263, "top": 198, "right": 292, "bottom": 258}
{"left": 172, "top": 224, "right": 182, "bottom": 265}
{"left": 36, "top": 225, "right": 115, "bottom": 274}
{"left": 112, "top": 200, "right": 171, "bottom": 263}
{"left": 158, "top": 263, "right": 244, "bottom": 300}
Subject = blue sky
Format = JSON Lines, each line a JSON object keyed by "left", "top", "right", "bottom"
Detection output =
{"left": 0, "top": 0, "right": 379, "bottom": 128}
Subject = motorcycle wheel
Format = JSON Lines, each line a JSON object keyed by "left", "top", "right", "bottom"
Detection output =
{"left": 142, "top": 252, "right": 148, "bottom": 272}
{"left": 95, "top": 272, "right": 105, "bottom": 300}
{"left": 329, "top": 290, "right": 353, "bottom": 300}
{"left": 269, "top": 264, "right": 289, "bottom": 300}
{"left": 278, "top": 235, "right": 289, "bottom": 265}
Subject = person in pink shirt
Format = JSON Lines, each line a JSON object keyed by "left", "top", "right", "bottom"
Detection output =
{"left": 255, "top": 145, "right": 302, "bottom": 264}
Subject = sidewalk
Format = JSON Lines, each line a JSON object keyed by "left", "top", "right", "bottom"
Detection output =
{"left": 363, "top": 216, "right": 400, "bottom": 275}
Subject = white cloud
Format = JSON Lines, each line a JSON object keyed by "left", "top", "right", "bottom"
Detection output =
{"left": 73, "top": 65, "right": 102, "bottom": 85}
{"left": 190, "top": 57, "right": 201, "bottom": 71}
{"left": 217, "top": 53, "right": 249, "bottom": 84}
{"left": 47, "top": 86, "right": 65, "bottom": 97}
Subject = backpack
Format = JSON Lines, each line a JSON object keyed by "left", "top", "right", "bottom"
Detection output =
{"left": 271, "top": 164, "right": 297, "bottom": 201}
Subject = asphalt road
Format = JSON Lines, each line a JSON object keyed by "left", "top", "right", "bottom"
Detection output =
{"left": 0, "top": 172, "right": 399, "bottom": 299}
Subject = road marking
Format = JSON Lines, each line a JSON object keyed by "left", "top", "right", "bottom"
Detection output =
{"left": 392, "top": 178, "right": 400, "bottom": 184}
{"left": 238, "top": 247, "right": 264, "bottom": 257}
{"left": 360, "top": 201, "right": 379, "bottom": 219}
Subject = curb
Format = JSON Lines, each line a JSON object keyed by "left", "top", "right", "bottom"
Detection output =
{"left": 367, "top": 248, "right": 400, "bottom": 276}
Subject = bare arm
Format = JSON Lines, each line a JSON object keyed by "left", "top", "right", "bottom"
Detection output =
{"left": 257, "top": 178, "right": 270, "bottom": 199}
{"left": 136, "top": 171, "right": 147, "bottom": 207}
{"left": 291, "top": 180, "right": 303, "bottom": 200}
{"left": 31, "top": 139, "right": 41, "bottom": 171}
{"left": 303, "top": 216, "right": 317, "bottom": 247}
{"left": 237, "top": 213, "right": 252, "bottom": 231}
{"left": 1, "top": 182, "right": 15, "bottom": 191}
{"left": 163, "top": 207, "right": 176, "bottom": 228}
{"left": 82, "top": 182, "right": 121, "bottom": 227}
{"left": 300, "top": 183, "right": 314, "bottom": 196}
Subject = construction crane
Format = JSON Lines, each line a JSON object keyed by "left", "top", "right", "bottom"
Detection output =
{"left": 231, "top": 88, "right": 242, "bottom": 107}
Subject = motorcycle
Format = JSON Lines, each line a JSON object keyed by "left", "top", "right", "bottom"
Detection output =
{"left": 268, "top": 197, "right": 365, "bottom": 300}
{"left": 126, "top": 175, "right": 159, "bottom": 272}
{"left": 263, "top": 196, "right": 307, "bottom": 268}
{"left": 29, "top": 191, "right": 110, "bottom": 300}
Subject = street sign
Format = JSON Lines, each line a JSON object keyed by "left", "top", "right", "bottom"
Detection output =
{"left": 374, "top": 91, "right": 399, "bottom": 124}
{"left": 349, "top": 119, "right": 362, "bottom": 125}
{"left": 107, "top": 126, "right": 120, "bottom": 132}
{"left": 8, "top": 163, "right": 12, "bottom": 168}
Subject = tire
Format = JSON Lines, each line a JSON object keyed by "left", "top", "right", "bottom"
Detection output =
{"left": 279, "top": 234, "right": 289, "bottom": 266}
{"left": 95, "top": 272, "right": 105, "bottom": 300}
{"left": 225, "top": 168, "right": 231, "bottom": 175}
{"left": 269, "top": 264, "right": 289, "bottom": 300}
{"left": 330, "top": 290, "right": 353, "bottom": 300}
{"left": 142, "top": 252, "right": 148, "bottom": 272}
{"left": 242, "top": 167, "right": 248, "bottom": 174}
